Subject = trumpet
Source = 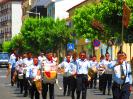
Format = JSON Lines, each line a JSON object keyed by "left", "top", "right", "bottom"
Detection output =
{"left": 88, "top": 66, "right": 97, "bottom": 80}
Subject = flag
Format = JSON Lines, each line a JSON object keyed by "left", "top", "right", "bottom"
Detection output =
{"left": 29, "top": 0, "right": 31, "bottom": 5}
{"left": 122, "top": 2, "right": 131, "bottom": 28}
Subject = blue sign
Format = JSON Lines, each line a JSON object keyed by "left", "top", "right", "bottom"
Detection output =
{"left": 67, "top": 43, "right": 74, "bottom": 50}
{"left": 93, "top": 39, "right": 100, "bottom": 47}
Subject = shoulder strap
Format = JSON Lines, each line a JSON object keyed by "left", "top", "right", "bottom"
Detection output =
{"left": 122, "top": 62, "right": 128, "bottom": 85}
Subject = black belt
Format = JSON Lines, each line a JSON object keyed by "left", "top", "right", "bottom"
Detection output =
{"left": 77, "top": 74, "right": 87, "bottom": 77}
{"left": 113, "top": 81, "right": 129, "bottom": 89}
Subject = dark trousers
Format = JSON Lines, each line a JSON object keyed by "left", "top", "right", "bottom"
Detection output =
{"left": 102, "top": 74, "right": 112, "bottom": 94}
{"left": 76, "top": 74, "right": 88, "bottom": 99}
{"left": 90, "top": 73, "right": 97, "bottom": 88}
{"left": 30, "top": 81, "right": 40, "bottom": 99}
{"left": 11, "top": 69, "right": 15, "bottom": 86}
{"left": 112, "top": 82, "right": 130, "bottom": 99}
{"left": 23, "top": 77, "right": 31, "bottom": 97}
{"left": 99, "top": 74, "right": 104, "bottom": 91}
{"left": 70, "top": 76, "right": 76, "bottom": 99}
{"left": 42, "top": 83, "right": 54, "bottom": 99}
{"left": 19, "top": 79, "right": 24, "bottom": 94}
{"left": 63, "top": 76, "right": 71, "bottom": 96}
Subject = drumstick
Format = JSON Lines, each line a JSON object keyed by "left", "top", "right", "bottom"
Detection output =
{"left": 56, "top": 79, "right": 62, "bottom": 90}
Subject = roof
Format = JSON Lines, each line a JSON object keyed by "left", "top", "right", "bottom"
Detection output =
{"left": 67, "top": 0, "right": 87, "bottom": 12}
{"left": 0, "top": 0, "right": 22, "bottom": 4}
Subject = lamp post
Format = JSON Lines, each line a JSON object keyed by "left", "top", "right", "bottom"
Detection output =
{"left": 26, "top": 11, "right": 40, "bottom": 19}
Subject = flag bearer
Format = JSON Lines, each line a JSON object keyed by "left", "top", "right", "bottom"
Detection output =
{"left": 108, "top": 51, "right": 132, "bottom": 99}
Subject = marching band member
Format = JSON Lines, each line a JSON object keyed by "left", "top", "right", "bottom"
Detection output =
{"left": 7, "top": 49, "right": 17, "bottom": 86}
{"left": 99, "top": 52, "right": 112, "bottom": 95}
{"left": 23, "top": 52, "right": 33, "bottom": 97}
{"left": 108, "top": 51, "right": 132, "bottom": 99}
{"left": 52, "top": 53, "right": 62, "bottom": 90}
{"left": 15, "top": 55, "right": 24, "bottom": 94}
{"left": 89, "top": 55, "right": 98, "bottom": 89}
{"left": 76, "top": 51, "right": 91, "bottom": 99}
{"left": 29, "top": 57, "right": 41, "bottom": 99}
{"left": 97, "top": 54, "right": 105, "bottom": 91}
{"left": 41, "top": 50, "right": 57, "bottom": 99}
{"left": 38, "top": 52, "right": 46, "bottom": 64}
{"left": 69, "top": 52, "right": 78, "bottom": 99}
{"left": 58, "top": 53, "right": 72, "bottom": 96}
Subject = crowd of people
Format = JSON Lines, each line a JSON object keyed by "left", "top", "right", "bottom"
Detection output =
{"left": 5, "top": 49, "right": 132, "bottom": 99}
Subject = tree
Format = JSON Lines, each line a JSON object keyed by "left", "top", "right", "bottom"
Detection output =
{"left": 72, "top": 0, "right": 133, "bottom": 53}
{"left": 18, "top": 17, "right": 72, "bottom": 55}
{"left": 2, "top": 41, "right": 11, "bottom": 52}
{"left": 21, "top": 18, "right": 43, "bottom": 54}
{"left": 10, "top": 34, "right": 27, "bottom": 54}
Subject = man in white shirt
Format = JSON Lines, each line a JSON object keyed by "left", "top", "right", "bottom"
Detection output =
{"left": 76, "top": 51, "right": 91, "bottom": 99}
{"left": 23, "top": 52, "right": 33, "bottom": 97}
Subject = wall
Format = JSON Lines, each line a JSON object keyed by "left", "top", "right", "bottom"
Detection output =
{"left": 55, "top": 0, "right": 85, "bottom": 19}
{"left": 11, "top": 1, "right": 22, "bottom": 37}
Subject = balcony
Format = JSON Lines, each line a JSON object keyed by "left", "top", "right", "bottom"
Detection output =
{"left": 0, "top": 8, "right": 11, "bottom": 16}
{"left": 0, "top": 20, "right": 11, "bottom": 27}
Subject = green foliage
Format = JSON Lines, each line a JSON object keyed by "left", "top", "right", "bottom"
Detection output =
{"left": 72, "top": 0, "right": 133, "bottom": 44}
{"left": 2, "top": 41, "right": 11, "bottom": 52}
{"left": 8, "top": 17, "right": 73, "bottom": 54}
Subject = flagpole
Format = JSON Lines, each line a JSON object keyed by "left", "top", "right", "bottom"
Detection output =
{"left": 121, "top": 22, "right": 124, "bottom": 51}
{"left": 121, "top": 0, "right": 125, "bottom": 51}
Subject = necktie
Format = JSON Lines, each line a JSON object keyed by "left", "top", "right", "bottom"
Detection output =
{"left": 120, "top": 65, "right": 125, "bottom": 80}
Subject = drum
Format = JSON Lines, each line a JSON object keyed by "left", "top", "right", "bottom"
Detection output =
{"left": 18, "top": 74, "right": 23, "bottom": 79}
{"left": 42, "top": 65, "right": 57, "bottom": 84}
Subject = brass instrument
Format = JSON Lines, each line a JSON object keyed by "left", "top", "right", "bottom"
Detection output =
{"left": 88, "top": 66, "right": 97, "bottom": 80}
{"left": 98, "top": 64, "right": 106, "bottom": 75}
{"left": 35, "top": 79, "right": 42, "bottom": 93}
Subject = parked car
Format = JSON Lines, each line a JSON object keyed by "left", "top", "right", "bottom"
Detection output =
{"left": 0, "top": 52, "right": 9, "bottom": 68}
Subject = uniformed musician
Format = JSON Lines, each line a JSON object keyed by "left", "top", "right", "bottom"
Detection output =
{"left": 58, "top": 53, "right": 72, "bottom": 96}
{"left": 38, "top": 52, "right": 46, "bottom": 64}
{"left": 41, "top": 51, "right": 57, "bottom": 99}
{"left": 15, "top": 55, "right": 24, "bottom": 94}
{"left": 98, "top": 54, "right": 105, "bottom": 91}
{"left": 8, "top": 49, "right": 17, "bottom": 86}
{"left": 99, "top": 52, "right": 112, "bottom": 95}
{"left": 89, "top": 55, "right": 98, "bottom": 89}
{"left": 29, "top": 57, "right": 41, "bottom": 99}
{"left": 108, "top": 51, "right": 132, "bottom": 99}
{"left": 76, "top": 51, "right": 91, "bottom": 99}
{"left": 23, "top": 52, "right": 33, "bottom": 97}
{"left": 69, "top": 52, "right": 78, "bottom": 99}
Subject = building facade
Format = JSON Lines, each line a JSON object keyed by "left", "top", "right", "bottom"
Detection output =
{"left": 0, "top": 0, "right": 22, "bottom": 44}
{"left": 22, "top": 0, "right": 32, "bottom": 20}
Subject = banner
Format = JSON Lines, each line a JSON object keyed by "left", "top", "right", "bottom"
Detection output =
{"left": 122, "top": 2, "right": 131, "bottom": 28}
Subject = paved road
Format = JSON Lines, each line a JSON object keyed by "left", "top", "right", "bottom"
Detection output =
{"left": 0, "top": 68, "right": 133, "bottom": 99}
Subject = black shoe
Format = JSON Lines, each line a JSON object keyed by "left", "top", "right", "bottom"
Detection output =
{"left": 103, "top": 92, "right": 105, "bottom": 95}
{"left": 108, "top": 92, "right": 111, "bottom": 95}
{"left": 63, "top": 92, "right": 66, "bottom": 96}
{"left": 23, "top": 93, "right": 28, "bottom": 97}
{"left": 67, "top": 93, "right": 70, "bottom": 96}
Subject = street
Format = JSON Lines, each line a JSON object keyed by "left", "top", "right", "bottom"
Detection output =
{"left": 0, "top": 68, "right": 132, "bottom": 99}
